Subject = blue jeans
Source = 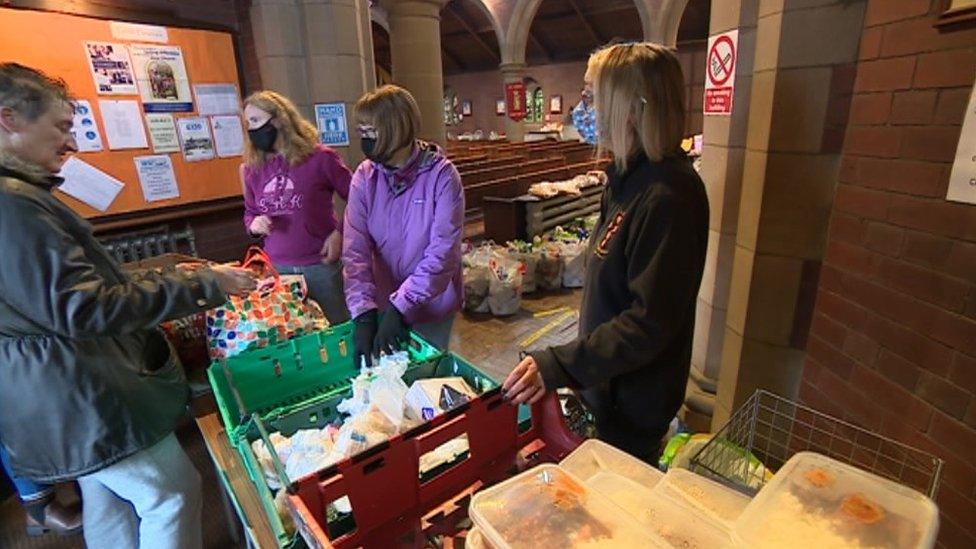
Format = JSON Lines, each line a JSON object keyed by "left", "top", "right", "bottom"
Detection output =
{"left": 275, "top": 261, "right": 351, "bottom": 325}
{"left": 0, "top": 440, "right": 53, "bottom": 503}
{"left": 78, "top": 433, "right": 202, "bottom": 549}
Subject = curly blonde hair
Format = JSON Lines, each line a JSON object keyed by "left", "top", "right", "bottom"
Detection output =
{"left": 242, "top": 90, "right": 319, "bottom": 167}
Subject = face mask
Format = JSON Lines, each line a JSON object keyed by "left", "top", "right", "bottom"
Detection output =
{"left": 248, "top": 119, "right": 278, "bottom": 152}
{"left": 360, "top": 137, "right": 385, "bottom": 163}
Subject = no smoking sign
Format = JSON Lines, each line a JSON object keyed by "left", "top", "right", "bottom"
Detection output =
{"left": 704, "top": 30, "right": 738, "bottom": 116}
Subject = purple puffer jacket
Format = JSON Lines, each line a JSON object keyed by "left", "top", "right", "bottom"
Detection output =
{"left": 342, "top": 141, "right": 464, "bottom": 325}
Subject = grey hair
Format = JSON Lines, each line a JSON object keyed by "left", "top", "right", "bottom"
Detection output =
{"left": 0, "top": 63, "right": 74, "bottom": 121}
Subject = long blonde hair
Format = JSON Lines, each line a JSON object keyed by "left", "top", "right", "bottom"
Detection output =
{"left": 587, "top": 43, "right": 686, "bottom": 170}
{"left": 242, "top": 90, "right": 319, "bottom": 167}
{"left": 354, "top": 85, "right": 421, "bottom": 161}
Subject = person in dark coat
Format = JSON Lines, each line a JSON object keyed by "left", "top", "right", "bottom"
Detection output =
{"left": 503, "top": 43, "right": 710, "bottom": 463}
{"left": 0, "top": 63, "right": 255, "bottom": 548}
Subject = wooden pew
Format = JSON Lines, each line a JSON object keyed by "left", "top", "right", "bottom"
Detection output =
{"left": 459, "top": 157, "right": 566, "bottom": 187}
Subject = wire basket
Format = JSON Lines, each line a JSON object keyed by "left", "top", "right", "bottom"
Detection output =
{"left": 689, "top": 390, "right": 944, "bottom": 498}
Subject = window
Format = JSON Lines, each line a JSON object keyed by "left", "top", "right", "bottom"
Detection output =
{"left": 527, "top": 87, "right": 545, "bottom": 123}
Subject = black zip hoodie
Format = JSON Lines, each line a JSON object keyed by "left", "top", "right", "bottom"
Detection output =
{"left": 532, "top": 151, "right": 709, "bottom": 462}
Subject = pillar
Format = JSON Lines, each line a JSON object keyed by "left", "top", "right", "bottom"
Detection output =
{"left": 500, "top": 62, "right": 526, "bottom": 142}
{"left": 250, "top": 0, "right": 376, "bottom": 168}
{"left": 384, "top": 0, "right": 450, "bottom": 145}
{"left": 301, "top": 0, "right": 377, "bottom": 168}
{"left": 688, "top": 0, "right": 760, "bottom": 426}
{"left": 712, "top": 0, "right": 867, "bottom": 429}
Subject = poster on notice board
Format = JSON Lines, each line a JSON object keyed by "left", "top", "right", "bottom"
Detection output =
{"left": 71, "top": 100, "right": 103, "bottom": 152}
{"left": 176, "top": 117, "right": 215, "bottom": 162}
{"left": 84, "top": 42, "right": 136, "bottom": 95}
{"left": 129, "top": 45, "right": 193, "bottom": 113}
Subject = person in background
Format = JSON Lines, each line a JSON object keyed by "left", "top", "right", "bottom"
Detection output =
{"left": 0, "top": 63, "right": 255, "bottom": 548}
{"left": 571, "top": 85, "right": 597, "bottom": 145}
{"left": 344, "top": 85, "right": 464, "bottom": 368}
{"left": 0, "top": 444, "right": 80, "bottom": 536}
{"left": 241, "top": 90, "right": 353, "bottom": 324}
{"left": 503, "top": 43, "right": 709, "bottom": 464}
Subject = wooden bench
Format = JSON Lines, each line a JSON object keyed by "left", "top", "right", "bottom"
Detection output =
{"left": 460, "top": 157, "right": 566, "bottom": 188}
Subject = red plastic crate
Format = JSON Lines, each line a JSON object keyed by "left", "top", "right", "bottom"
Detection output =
{"left": 286, "top": 390, "right": 582, "bottom": 548}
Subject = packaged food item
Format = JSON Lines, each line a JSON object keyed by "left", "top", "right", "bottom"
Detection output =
{"left": 653, "top": 467, "right": 751, "bottom": 525}
{"left": 560, "top": 438, "right": 663, "bottom": 489}
{"left": 463, "top": 243, "right": 494, "bottom": 313}
{"left": 734, "top": 452, "right": 939, "bottom": 549}
{"left": 405, "top": 377, "right": 477, "bottom": 421}
{"left": 587, "top": 472, "right": 731, "bottom": 548}
{"left": 469, "top": 464, "right": 663, "bottom": 549}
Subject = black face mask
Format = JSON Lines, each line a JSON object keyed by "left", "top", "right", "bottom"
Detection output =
{"left": 360, "top": 137, "right": 383, "bottom": 163}
{"left": 248, "top": 120, "right": 278, "bottom": 152}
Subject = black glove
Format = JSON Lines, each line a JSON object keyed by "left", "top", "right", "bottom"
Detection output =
{"left": 353, "top": 309, "right": 378, "bottom": 369}
{"left": 373, "top": 304, "right": 410, "bottom": 357}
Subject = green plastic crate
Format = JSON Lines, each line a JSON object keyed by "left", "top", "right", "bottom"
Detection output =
{"left": 206, "top": 322, "right": 498, "bottom": 548}
{"left": 235, "top": 351, "right": 500, "bottom": 547}
{"left": 207, "top": 321, "right": 444, "bottom": 444}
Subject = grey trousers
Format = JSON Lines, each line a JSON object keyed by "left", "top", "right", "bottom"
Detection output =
{"left": 78, "top": 433, "right": 202, "bottom": 549}
{"left": 414, "top": 314, "right": 456, "bottom": 351}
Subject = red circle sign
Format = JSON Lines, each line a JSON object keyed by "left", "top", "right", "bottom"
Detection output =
{"left": 708, "top": 35, "right": 736, "bottom": 86}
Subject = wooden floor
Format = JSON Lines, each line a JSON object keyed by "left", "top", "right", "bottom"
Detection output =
{"left": 0, "top": 289, "right": 583, "bottom": 548}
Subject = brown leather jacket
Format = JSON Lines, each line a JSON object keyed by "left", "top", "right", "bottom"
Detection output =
{"left": 0, "top": 166, "right": 226, "bottom": 481}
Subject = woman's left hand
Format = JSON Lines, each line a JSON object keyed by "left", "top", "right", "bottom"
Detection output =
{"left": 503, "top": 356, "right": 547, "bottom": 405}
{"left": 321, "top": 231, "right": 342, "bottom": 264}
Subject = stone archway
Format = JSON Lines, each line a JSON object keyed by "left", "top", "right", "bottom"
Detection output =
{"left": 503, "top": 0, "right": 691, "bottom": 66}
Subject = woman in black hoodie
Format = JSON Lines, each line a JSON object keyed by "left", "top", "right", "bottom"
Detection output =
{"left": 503, "top": 43, "right": 709, "bottom": 463}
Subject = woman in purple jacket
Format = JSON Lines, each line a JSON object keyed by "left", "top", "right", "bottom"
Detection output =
{"left": 343, "top": 85, "right": 464, "bottom": 367}
{"left": 241, "top": 90, "right": 353, "bottom": 323}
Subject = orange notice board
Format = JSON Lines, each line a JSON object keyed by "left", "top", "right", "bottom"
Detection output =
{"left": 0, "top": 7, "right": 244, "bottom": 219}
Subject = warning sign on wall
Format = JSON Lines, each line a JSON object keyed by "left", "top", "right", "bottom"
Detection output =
{"left": 704, "top": 30, "right": 738, "bottom": 116}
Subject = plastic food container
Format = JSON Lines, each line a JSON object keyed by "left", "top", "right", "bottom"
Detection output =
{"left": 653, "top": 467, "right": 751, "bottom": 525}
{"left": 466, "top": 527, "right": 490, "bottom": 549}
{"left": 587, "top": 471, "right": 732, "bottom": 548}
{"left": 469, "top": 464, "right": 665, "bottom": 549}
{"left": 734, "top": 452, "right": 939, "bottom": 549}
{"left": 561, "top": 439, "right": 664, "bottom": 489}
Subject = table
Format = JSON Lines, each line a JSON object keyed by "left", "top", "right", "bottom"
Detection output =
{"left": 196, "top": 413, "right": 280, "bottom": 549}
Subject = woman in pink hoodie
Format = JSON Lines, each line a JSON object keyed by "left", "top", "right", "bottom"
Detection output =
{"left": 343, "top": 85, "right": 464, "bottom": 367}
{"left": 241, "top": 91, "right": 353, "bottom": 324}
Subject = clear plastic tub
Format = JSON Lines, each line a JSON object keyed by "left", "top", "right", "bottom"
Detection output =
{"left": 587, "top": 471, "right": 732, "bottom": 548}
{"left": 466, "top": 526, "right": 490, "bottom": 549}
{"left": 469, "top": 464, "right": 665, "bottom": 549}
{"left": 734, "top": 452, "right": 939, "bottom": 549}
{"left": 653, "top": 467, "right": 751, "bottom": 525}
{"left": 560, "top": 438, "right": 664, "bottom": 489}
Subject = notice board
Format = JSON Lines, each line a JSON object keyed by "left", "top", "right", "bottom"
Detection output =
{"left": 0, "top": 7, "right": 244, "bottom": 219}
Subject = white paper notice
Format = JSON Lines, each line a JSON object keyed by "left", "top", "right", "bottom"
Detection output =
{"left": 70, "top": 100, "right": 103, "bottom": 152}
{"left": 134, "top": 155, "right": 180, "bottom": 202}
{"left": 177, "top": 117, "right": 215, "bottom": 162}
{"left": 110, "top": 21, "right": 168, "bottom": 43}
{"left": 195, "top": 84, "right": 241, "bottom": 116}
{"left": 145, "top": 113, "right": 180, "bottom": 153}
{"left": 210, "top": 115, "right": 244, "bottom": 158}
{"left": 57, "top": 157, "right": 124, "bottom": 212}
{"left": 947, "top": 82, "right": 976, "bottom": 205}
{"left": 98, "top": 100, "right": 148, "bottom": 150}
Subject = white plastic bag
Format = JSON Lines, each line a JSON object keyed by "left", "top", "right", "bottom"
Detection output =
{"left": 463, "top": 243, "right": 494, "bottom": 313}
{"left": 487, "top": 253, "right": 523, "bottom": 316}
{"left": 536, "top": 244, "right": 564, "bottom": 291}
{"left": 560, "top": 241, "right": 587, "bottom": 288}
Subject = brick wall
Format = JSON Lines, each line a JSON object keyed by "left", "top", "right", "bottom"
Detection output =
{"left": 802, "top": 1, "right": 976, "bottom": 547}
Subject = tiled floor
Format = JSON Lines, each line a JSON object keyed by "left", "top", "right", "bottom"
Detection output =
{"left": 0, "top": 289, "right": 583, "bottom": 548}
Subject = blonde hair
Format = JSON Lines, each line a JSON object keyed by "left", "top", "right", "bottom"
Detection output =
{"left": 354, "top": 85, "right": 421, "bottom": 161}
{"left": 587, "top": 43, "right": 686, "bottom": 170}
{"left": 242, "top": 90, "right": 319, "bottom": 167}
